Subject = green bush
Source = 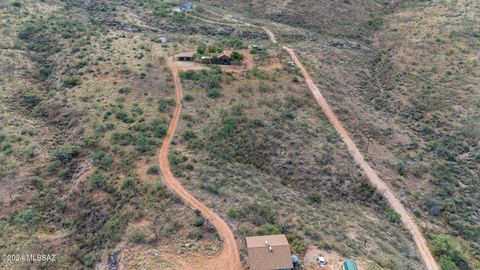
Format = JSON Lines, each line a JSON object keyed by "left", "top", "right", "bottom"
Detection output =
{"left": 230, "top": 51, "right": 244, "bottom": 62}
{"left": 121, "top": 178, "right": 136, "bottom": 190}
{"left": 92, "top": 151, "right": 113, "bottom": 170}
{"left": 168, "top": 152, "right": 182, "bottom": 165}
{"left": 14, "top": 209, "right": 37, "bottom": 224}
{"left": 207, "top": 88, "right": 222, "bottom": 98}
{"left": 135, "top": 136, "right": 156, "bottom": 156}
{"left": 227, "top": 208, "right": 238, "bottom": 218}
{"left": 101, "top": 218, "right": 122, "bottom": 242}
{"left": 52, "top": 145, "right": 80, "bottom": 164}
{"left": 130, "top": 229, "right": 146, "bottom": 243}
{"left": 307, "top": 193, "right": 321, "bottom": 203}
{"left": 91, "top": 171, "right": 106, "bottom": 188}
{"left": 430, "top": 234, "right": 469, "bottom": 270}
{"left": 147, "top": 165, "right": 160, "bottom": 175}
{"left": 63, "top": 76, "right": 81, "bottom": 88}
{"left": 182, "top": 129, "right": 196, "bottom": 141}
{"left": 158, "top": 98, "right": 175, "bottom": 112}
{"left": 193, "top": 219, "right": 205, "bottom": 227}
{"left": 385, "top": 208, "right": 401, "bottom": 223}
{"left": 183, "top": 93, "right": 193, "bottom": 102}
{"left": 29, "top": 176, "right": 44, "bottom": 189}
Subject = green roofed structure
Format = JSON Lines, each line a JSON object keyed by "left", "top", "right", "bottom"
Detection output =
{"left": 343, "top": 259, "right": 358, "bottom": 270}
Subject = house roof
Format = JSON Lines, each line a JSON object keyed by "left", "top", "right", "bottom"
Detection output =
{"left": 218, "top": 54, "right": 231, "bottom": 59}
{"left": 246, "top": 235, "right": 293, "bottom": 270}
{"left": 175, "top": 52, "right": 194, "bottom": 58}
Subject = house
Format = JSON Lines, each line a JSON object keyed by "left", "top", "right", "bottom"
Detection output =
{"left": 175, "top": 52, "right": 194, "bottom": 61}
{"left": 246, "top": 235, "right": 294, "bottom": 270}
{"left": 179, "top": 2, "right": 194, "bottom": 12}
{"left": 343, "top": 259, "right": 358, "bottom": 270}
{"left": 218, "top": 54, "right": 232, "bottom": 65}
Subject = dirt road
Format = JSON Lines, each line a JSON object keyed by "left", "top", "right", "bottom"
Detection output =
{"left": 262, "top": 27, "right": 277, "bottom": 44}
{"left": 283, "top": 46, "right": 440, "bottom": 270}
{"left": 157, "top": 59, "right": 242, "bottom": 270}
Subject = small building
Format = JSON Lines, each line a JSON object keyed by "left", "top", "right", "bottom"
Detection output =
{"left": 175, "top": 52, "right": 194, "bottom": 61}
{"left": 246, "top": 235, "right": 294, "bottom": 270}
{"left": 218, "top": 54, "right": 232, "bottom": 65}
{"left": 343, "top": 259, "right": 358, "bottom": 270}
{"left": 158, "top": 37, "right": 167, "bottom": 43}
{"left": 179, "top": 2, "right": 194, "bottom": 12}
{"left": 252, "top": 44, "right": 264, "bottom": 51}
{"left": 201, "top": 56, "right": 212, "bottom": 64}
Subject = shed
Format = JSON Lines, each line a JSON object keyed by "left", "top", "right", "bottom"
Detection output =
{"left": 246, "top": 235, "right": 294, "bottom": 270}
{"left": 175, "top": 52, "right": 194, "bottom": 61}
{"left": 218, "top": 54, "right": 232, "bottom": 65}
{"left": 343, "top": 259, "right": 358, "bottom": 270}
{"left": 201, "top": 56, "right": 212, "bottom": 64}
{"left": 180, "top": 2, "right": 194, "bottom": 12}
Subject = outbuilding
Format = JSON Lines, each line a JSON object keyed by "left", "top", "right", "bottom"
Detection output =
{"left": 175, "top": 52, "right": 194, "bottom": 61}
{"left": 179, "top": 2, "right": 194, "bottom": 12}
{"left": 218, "top": 54, "right": 232, "bottom": 65}
{"left": 343, "top": 259, "right": 359, "bottom": 270}
{"left": 246, "top": 235, "right": 294, "bottom": 270}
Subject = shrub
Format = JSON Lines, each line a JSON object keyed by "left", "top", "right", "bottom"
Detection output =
{"left": 14, "top": 209, "right": 37, "bottom": 224}
{"left": 52, "top": 145, "right": 80, "bottom": 164}
{"left": 182, "top": 129, "right": 196, "bottom": 141}
{"left": 92, "top": 151, "right": 113, "bottom": 170}
{"left": 101, "top": 218, "right": 122, "bottom": 242}
{"left": 193, "top": 219, "right": 205, "bottom": 227}
{"left": 135, "top": 136, "right": 156, "bottom": 155}
{"left": 367, "top": 17, "right": 384, "bottom": 31}
{"left": 63, "top": 76, "right": 81, "bottom": 88}
{"left": 130, "top": 229, "right": 146, "bottom": 243}
{"left": 111, "top": 132, "right": 135, "bottom": 145}
{"left": 168, "top": 152, "right": 182, "bottom": 165}
{"left": 230, "top": 51, "right": 244, "bottom": 62}
{"left": 21, "top": 91, "right": 40, "bottom": 107}
{"left": 430, "top": 234, "right": 469, "bottom": 270}
{"left": 114, "top": 109, "right": 134, "bottom": 123}
{"left": 118, "top": 87, "right": 131, "bottom": 94}
{"left": 207, "top": 88, "right": 222, "bottom": 98}
{"left": 158, "top": 98, "right": 175, "bottom": 112}
{"left": 121, "top": 178, "right": 136, "bottom": 190}
{"left": 227, "top": 208, "right": 238, "bottom": 218}
{"left": 307, "top": 193, "right": 321, "bottom": 203}
{"left": 196, "top": 45, "right": 206, "bottom": 55}
{"left": 147, "top": 165, "right": 160, "bottom": 175}
{"left": 183, "top": 93, "right": 193, "bottom": 102}
{"left": 201, "top": 183, "right": 219, "bottom": 194}
{"left": 91, "top": 171, "right": 106, "bottom": 188}
{"left": 385, "top": 208, "right": 401, "bottom": 223}
{"left": 29, "top": 176, "right": 44, "bottom": 189}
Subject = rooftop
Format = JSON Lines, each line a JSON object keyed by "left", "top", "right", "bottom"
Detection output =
{"left": 175, "top": 52, "right": 194, "bottom": 58}
{"left": 246, "top": 235, "right": 293, "bottom": 270}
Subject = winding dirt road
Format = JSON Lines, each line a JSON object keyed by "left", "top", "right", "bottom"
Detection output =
{"left": 157, "top": 60, "right": 242, "bottom": 270}
{"left": 282, "top": 45, "right": 440, "bottom": 270}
